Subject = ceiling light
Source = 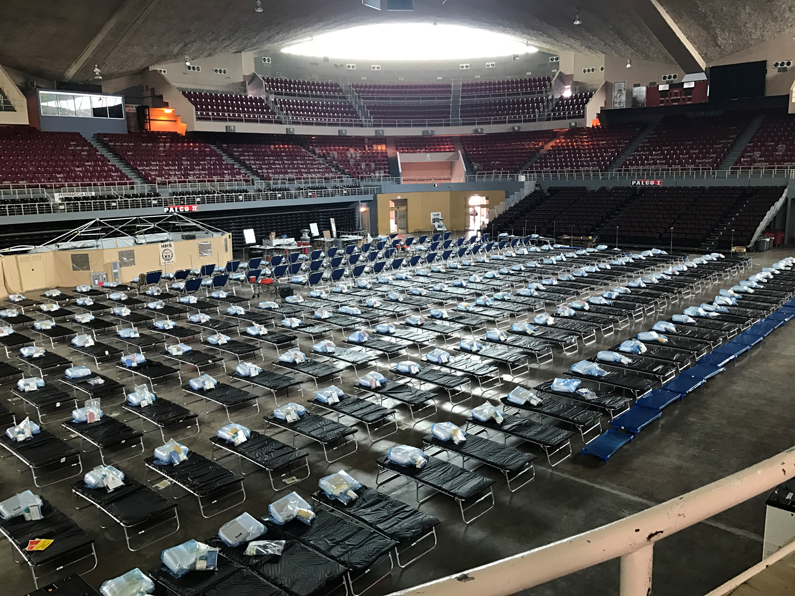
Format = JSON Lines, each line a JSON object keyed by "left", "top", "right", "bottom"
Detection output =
{"left": 93, "top": 65, "right": 102, "bottom": 80}
{"left": 282, "top": 24, "right": 538, "bottom": 60}
{"left": 255, "top": 0, "right": 263, "bottom": 12}
{"left": 573, "top": 9, "right": 582, "bottom": 25}
{"left": 562, "top": 86, "right": 572, "bottom": 98}
{"left": 184, "top": 54, "right": 191, "bottom": 66}
{"left": 626, "top": 58, "right": 632, "bottom": 68}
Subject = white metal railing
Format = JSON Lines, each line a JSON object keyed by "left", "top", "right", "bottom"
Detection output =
{"left": 748, "top": 187, "right": 789, "bottom": 247}
{"left": 391, "top": 446, "right": 795, "bottom": 596}
{"left": 533, "top": 167, "right": 795, "bottom": 181}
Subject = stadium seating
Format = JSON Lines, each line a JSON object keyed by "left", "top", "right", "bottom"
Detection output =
{"left": 734, "top": 115, "right": 795, "bottom": 168}
{"left": 715, "top": 187, "right": 786, "bottom": 248}
{"left": 354, "top": 83, "right": 452, "bottom": 126}
{"left": 353, "top": 83, "right": 452, "bottom": 98}
{"left": 461, "top": 77, "right": 551, "bottom": 97}
{"left": 488, "top": 188, "right": 548, "bottom": 233}
{"left": 100, "top": 132, "right": 247, "bottom": 184}
{"left": 395, "top": 137, "right": 455, "bottom": 153}
{"left": 549, "top": 92, "right": 593, "bottom": 119}
{"left": 263, "top": 77, "right": 347, "bottom": 98}
{"left": 217, "top": 138, "right": 340, "bottom": 180}
{"left": 276, "top": 98, "right": 361, "bottom": 125}
{"left": 183, "top": 91, "right": 279, "bottom": 122}
{"left": 623, "top": 114, "right": 749, "bottom": 170}
{"left": 461, "top": 130, "right": 557, "bottom": 173}
{"left": 0, "top": 126, "right": 129, "bottom": 188}
{"left": 527, "top": 125, "right": 641, "bottom": 172}
{"left": 305, "top": 136, "right": 389, "bottom": 178}
{"left": 460, "top": 96, "right": 549, "bottom": 124}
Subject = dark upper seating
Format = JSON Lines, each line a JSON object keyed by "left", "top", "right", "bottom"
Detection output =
{"left": 460, "top": 96, "right": 549, "bottom": 124}
{"left": 183, "top": 91, "right": 279, "bottom": 123}
{"left": 549, "top": 92, "right": 593, "bottom": 119}
{"left": 263, "top": 77, "right": 347, "bottom": 98}
{"left": 354, "top": 83, "right": 452, "bottom": 127}
{"left": 100, "top": 132, "right": 247, "bottom": 184}
{"left": 623, "top": 114, "right": 749, "bottom": 170}
{"left": 305, "top": 137, "right": 389, "bottom": 178}
{"left": 0, "top": 126, "right": 129, "bottom": 188}
{"left": 527, "top": 125, "right": 641, "bottom": 172}
{"left": 395, "top": 137, "right": 455, "bottom": 153}
{"left": 461, "top": 131, "right": 557, "bottom": 173}
{"left": 461, "top": 77, "right": 551, "bottom": 97}
{"left": 277, "top": 98, "right": 361, "bottom": 125}
{"left": 217, "top": 137, "right": 339, "bottom": 180}
{"left": 735, "top": 115, "right": 795, "bottom": 168}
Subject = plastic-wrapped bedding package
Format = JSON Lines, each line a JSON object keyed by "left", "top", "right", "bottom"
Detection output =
{"left": 273, "top": 403, "right": 307, "bottom": 423}
{"left": 109, "top": 293, "right": 128, "bottom": 302}
{"left": 189, "top": 374, "right": 218, "bottom": 391}
{"left": 405, "top": 315, "right": 424, "bottom": 326}
{"left": 485, "top": 329, "right": 506, "bottom": 342}
{"left": 511, "top": 322, "right": 536, "bottom": 334}
{"left": 339, "top": 306, "right": 362, "bottom": 316}
{"left": 468, "top": 275, "right": 482, "bottom": 283}
{"left": 684, "top": 306, "right": 714, "bottom": 318}
{"left": 161, "top": 540, "right": 220, "bottom": 578}
{"left": 258, "top": 301, "right": 279, "bottom": 310}
{"left": 65, "top": 366, "right": 92, "bottom": 378}
{"left": 471, "top": 403, "right": 505, "bottom": 424}
{"left": 0, "top": 309, "right": 20, "bottom": 319}
{"left": 612, "top": 286, "right": 631, "bottom": 295}
{"left": 223, "top": 305, "right": 243, "bottom": 316}
{"left": 395, "top": 273, "right": 411, "bottom": 281}
{"left": 210, "top": 291, "right": 229, "bottom": 300}
{"left": 428, "top": 309, "right": 447, "bottom": 320}
{"left": 281, "top": 318, "right": 302, "bottom": 329}
{"left": 75, "top": 285, "right": 92, "bottom": 293}
{"left": 602, "top": 291, "right": 621, "bottom": 300}
{"left": 476, "top": 296, "right": 494, "bottom": 307}
{"left": 217, "top": 423, "right": 251, "bottom": 446}
{"left": 154, "top": 439, "right": 189, "bottom": 466}
{"left": 126, "top": 384, "right": 156, "bottom": 407}
{"left": 40, "top": 303, "right": 60, "bottom": 313}
{"left": 358, "top": 371, "right": 387, "bottom": 389}
{"left": 8, "top": 294, "right": 26, "bottom": 302}
{"left": 313, "top": 340, "right": 336, "bottom": 354}
{"left": 365, "top": 297, "right": 382, "bottom": 308}
{"left": 589, "top": 296, "right": 611, "bottom": 306}
{"left": 72, "top": 403, "right": 103, "bottom": 423}
{"left": 386, "top": 292, "right": 403, "bottom": 302}
{"left": 356, "top": 280, "right": 372, "bottom": 289}
{"left": 246, "top": 324, "right": 268, "bottom": 337}
{"left": 506, "top": 386, "right": 542, "bottom": 407}
{"left": 117, "top": 328, "right": 139, "bottom": 339}
{"left": 5, "top": 418, "right": 40, "bottom": 442}
{"left": 731, "top": 285, "right": 753, "bottom": 294}
{"left": 167, "top": 343, "right": 192, "bottom": 356}
{"left": 146, "top": 287, "right": 162, "bottom": 297}
{"left": 20, "top": 346, "right": 45, "bottom": 358}
{"left": 33, "top": 320, "right": 55, "bottom": 331}
{"left": 628, "top": 278, "right": 646, "bottom": 288}
{"left": 100, "top": 568, "right": 155, "bottom": 596}
{"left": 571, "top": 361, "right": 608, "bottom": 377}
{"left": 0, "top": 325, "right": 12, "bottom": 337}
{"left": 494, "top": 292, "right": 512, "bottom": 301}
{"left": 431, "top": 421, "right": 466, "bottom": 444}
{"left": 556, "top": 306, "right": 576, "bottom": 318}
{"left": 121, "top": 353, "right": 146, "bottom": 368}
{"left": 178, "top": 295, "right": 197, "bottom": 304}
{"left": 396, "top": 361, "right": 421, "bottom": 375}
{"left": 651, "top": 321, "right": 676, "bottom": 334}
{"left": 218, "top": 512, "right": 266, "bottom": 548}
{"left": 451, "top": 279, "right": 466, "bottom": 288}
{"left": 619, "top": 339, "right": 647, "bottom": 355}
{"left": 348, "top": 330, "right": 369, "bottom": 344}
{"left": 0, "top": 491, "right": 43, "bottom": 521}
{"left": 534, "top": 314, "right": 555, "bottom": 325}
{"left": 154, "top": 319, "right": 176, "bottom": 330}
{"left": 314, "top": 308, "right": 332, "bottom": 320}
{"left": 316, "top": 385, "right": 344, "bottom": 404}
{"left": 74, "top": 313, "right": 95, "bottom": 324}
{"left": 457, "top": 303, "right": 476, "bottom": 312}
{"left": 278, "top": 348, "right": 307, "bottom": 364}
{"left": 309, "top": 291, "right": 328, "bottom": 299}
{"left": 570, "top": 301, "right": 589, "bottom": 310}
{"left": 285, "top": 295, "right": 304, "bottom": 303}
{"left": 714, "top": 295, "right": 737, "bottom": 306}
{"left": 269, "top": 492, "right": 315, "bottom": 526}
{"left": 432, "top": 283, "right": 447, "bottom": 292}
{"left": 701, "top": 303, "right": 728, "bottom": 313}
{"left": 387, "top": 445, "right": 428, "bottom": 469}
{"left": 207, "top": 333, "right": 230, "bottom": 345}
{"left": 410, "top": 288, "right": 428, "bottom": 296}
{"left": 235, "top": 362, "right": 262, "bottom": 378}
{"left": 319, "top": 470, "right": 362, "bottom": 504}
{"left": 84, "top": 465, "right": 126, "bottom": 490}
{"left": 424, "top": 349, "right": 451, "bottom": 364}
{"left": 597, "top": 351, "right": 633, "bottom": 365}
{"left": 719, "top": 289, "right": 739, "bottom": 298}
{"left": 638, "top": 331, "right": 668, "bottom": 343}
{"left": 16, "top": 377, "right": 44, "bottom": 392}
{"left": 377, "top": 276, "right": 392, "bottom": 284}
{"left": 375, "top": 323, "right": 395, "bottom": 335}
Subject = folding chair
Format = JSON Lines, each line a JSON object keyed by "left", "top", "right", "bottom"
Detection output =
{"left": 361, "top": 243, "right": 371, "bottom": 253}
{"left": 345, "top": 245, "right": 356, "bottom": 255}
{"left": 330, "top": 269, "right": 345, "bottom": 286}
{"left": 368, "top": 251, "right": 378, "bottom": 263}
{"left": 310, "top": 259, "right": 324, "bottom": 272}
{"left": 348, "top": 254, "right": 360, "bottom": 267}
{"left": 310, "top": 250, "right": 323, "bottom": 261}
{"left": 431, "top": 233, "right": 441, "bottom": 243}
{"left": 327, "top": 248, "right": 339, "bottom": 259}
{"left": 200, "top": 264, "right": 215, "bottom": 277}
{"left": 408, "top": 256, "right": 420, "bottom": 268}
{"left": 270, "top": 255, "right": 284, "bottom": 268}
{"left": 404, "top": 237, "right": 415, "bottom": 249}
{"left": 308, "top": 272, "right": 324, "bottom": 288}
{"left": 373, "top": 261, "right": 386, "bottom": 275}
{"left": 273, "top": 265, "right": 288, "bottom": 280}
{"left": 288, "top": 252, "right": 300, "bottom": 264}
{"left": 225, "top": 260, "right": 241, "bottom": 273}
{"left": 246, "top": 257, "right": 262, "bottom": 270}
{"left": 331, "top": 256, "right": 344, "bottom": 269}
{"left": 425, "top": 252, "right": 437, "bottom": 264}
{"left": 390, "top": 258, "right": 404, "bottom": 271}
{"left": 352, "top": 265, "right": 366, "bottom": 279}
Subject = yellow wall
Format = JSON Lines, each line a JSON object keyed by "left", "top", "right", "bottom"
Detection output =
{"left": 0, "top": 235, "right": 230, "bottom": 298}
{"left": 376, "top": 190, "right": 505, "bottom": 235}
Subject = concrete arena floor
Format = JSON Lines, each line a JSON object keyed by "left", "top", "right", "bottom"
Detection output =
{"left": 2, "top": 248, "right": 794, "bottom": 596}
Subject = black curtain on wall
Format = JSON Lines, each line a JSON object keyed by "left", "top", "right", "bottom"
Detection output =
{"left": 708, "top": 61, "right": 766, "bottom": 102}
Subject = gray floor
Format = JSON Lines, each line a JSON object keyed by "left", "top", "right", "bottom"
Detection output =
{"left": 2, "top": 248, "right": 794, "bottom": 596}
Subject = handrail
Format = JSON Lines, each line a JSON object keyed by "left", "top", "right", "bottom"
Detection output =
{"left": 390, "top": 446, "right": 795, "bottom": 596}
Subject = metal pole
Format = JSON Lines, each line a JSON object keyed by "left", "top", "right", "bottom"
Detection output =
{"left": 615, "top": 226, "right": 619, "bottom": 249}
{"left": 670, "top": 227, "right": 673, "bottom": 254}
{"left": 619, "top": 545, "right": 653, "bottom": 596}
{"left": 730, "top": 229, "right": 734, "bottom": 253}
{"left": 553, "top": 221, "right": 556, "bottom": 242}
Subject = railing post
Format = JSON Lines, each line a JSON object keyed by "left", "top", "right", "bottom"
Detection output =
{"left": 619, "top": 545, "right": 653, "bottom": 596}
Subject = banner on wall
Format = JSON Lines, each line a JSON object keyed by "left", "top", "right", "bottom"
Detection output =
{"left": 631, "top": 180, "right": 663, "bottom": 187}
{"left": 164, "top": 205, "right": 198, "bottom": 214}
{"left": 612, "top": 81, "right": 626, "bottom": 109}
{"left": 159, "top": 241, "right": 176, "bottom": 265}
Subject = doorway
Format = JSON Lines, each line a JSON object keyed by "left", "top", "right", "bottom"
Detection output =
{"left": 390, "top": 198, "right": 407, "bottom": 234}
{"left": 468, "top": 195, "right": 489, "bottom": 233}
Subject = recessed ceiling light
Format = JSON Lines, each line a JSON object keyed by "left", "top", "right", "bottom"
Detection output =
{"left": 255, "top": 0, "right": 263, "bottom": 12}
{"left": 573, "top": 9, "right": 582, "bottom": 25}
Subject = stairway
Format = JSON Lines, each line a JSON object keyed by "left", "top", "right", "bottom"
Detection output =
{"left": 450, "top": 80, "right": 462, "bottom": 125}
{"left": 342, "top": 81, "right": 371, "bottom": 126}
{"left": 89, "top": 135, "right": 148, "bottom": 186}
{"left": 608, "top": 118, "right": 661, "bottom": 171}
{"left": 209, "top": 144, "right": 265, "bottom": 184}
{"left": 719, "top": 114, "right": 765, "bottom": 170}
{"left": 261, "top": 94, "right": 289, "bottom": 124}
{"left": 385, "top": 137, "right": 401, "bottom": 178}
{"left": 520, "top": 130, "right": 565, "bottom": 171}
{"left": 451, "top": 136, "right": 468, "bottom": 173}
{"left": 700, "top": 195, "right": 751, "bottom": 252}
{"left": 304, "top": 146, "right": 350, "bottom": 178}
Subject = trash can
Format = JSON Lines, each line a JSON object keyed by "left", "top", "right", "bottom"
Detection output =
{"left": 763, "top": 482, "right": 795, "bottom": 558}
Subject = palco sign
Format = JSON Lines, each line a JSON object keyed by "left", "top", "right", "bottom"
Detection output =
{"left": 159, "top": 241, "right": 176, "bottom": 265}
{"left": 164, "top": 205, "right": 199, "bottom": 213}
{"left": 631, "top": 179, "right": 663, "bottom": 187}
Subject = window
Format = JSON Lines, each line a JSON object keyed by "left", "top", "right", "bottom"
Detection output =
{"left": 71, "top": 254, "right": 90, "bottom": 271}
{"left": 118, "top": 250, "right": 136, "bottom": 268}
{"left": 38, "top": 91, "right": 124, "bottom": 119}
{"left": 198, "top": 241, "right": 212, "bottom": 257}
